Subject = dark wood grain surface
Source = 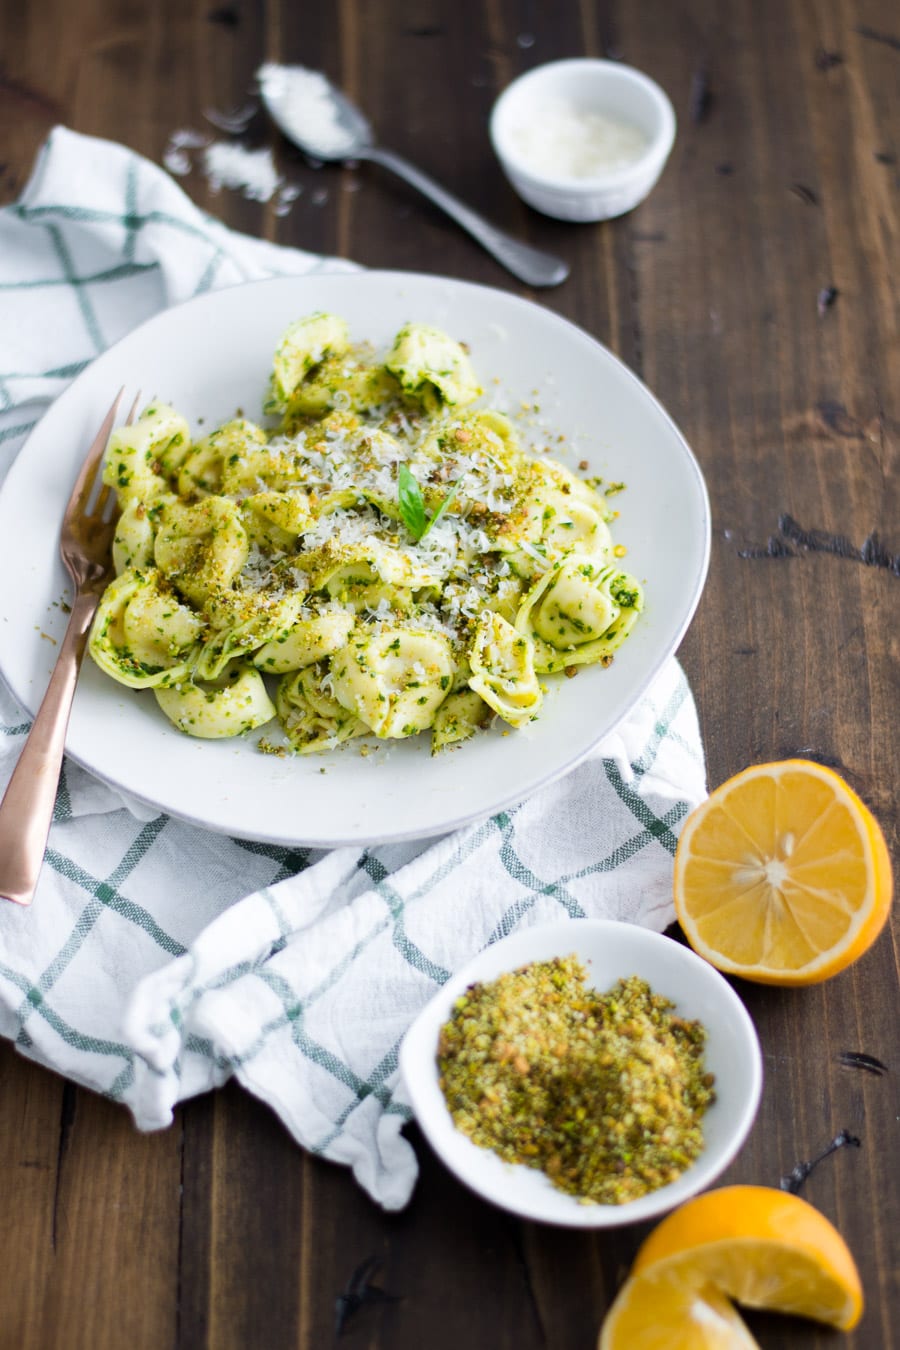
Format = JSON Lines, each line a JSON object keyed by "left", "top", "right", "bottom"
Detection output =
{"left": 1, "top": 1, "right": 898, "bottom": 1347}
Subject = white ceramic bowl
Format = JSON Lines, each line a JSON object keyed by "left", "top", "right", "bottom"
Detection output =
{"left": 490, "top": 59, "right": 676, "bottom": 222}
{"left": 399, "top": 919, "right": 762, "bottom": 1228}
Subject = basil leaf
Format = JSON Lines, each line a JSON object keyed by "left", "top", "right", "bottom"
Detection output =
{"left": 398, "top": 462, "right": 427, "bottom": 540}
{"left": 420, "top": 480, "right": 461, "bottom": 541}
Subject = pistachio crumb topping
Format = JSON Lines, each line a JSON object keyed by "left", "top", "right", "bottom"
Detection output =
{"left": 437, "top": 956, "right": 715, "bottom": 1204}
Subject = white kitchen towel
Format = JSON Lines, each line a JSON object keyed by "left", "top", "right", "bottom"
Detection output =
{"left": 0, "top": 127, "right": 706, "bottom": 1209}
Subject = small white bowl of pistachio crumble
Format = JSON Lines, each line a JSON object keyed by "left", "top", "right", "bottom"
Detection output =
{"left": 399, "top": 918, "right": 762, "bottom": 1227}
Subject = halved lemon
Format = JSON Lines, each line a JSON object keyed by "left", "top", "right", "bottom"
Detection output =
{"left": 599, "top": 1186, "right": 863, "bottom": 1348}
{"left": 598, "top": 1277, "right": 759, "bottom": 1348}
{"left": 599, "top": 1274, "right": 761, "bottom": 1350}
{"left": 673, "top": 759, "right": 892, "bottom": 984}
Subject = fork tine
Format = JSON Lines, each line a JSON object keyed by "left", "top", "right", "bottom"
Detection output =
{"left": 97, "top": 394, "right": 140, "bottom": 519}
{"left": 72, "top": 389, "right": 142, "bottom": 520}
{"left": 64, "top": 388, "right": 124, "bottom": 520}
{"left": 94, "top": 483, "right": 113, "bottom": 520}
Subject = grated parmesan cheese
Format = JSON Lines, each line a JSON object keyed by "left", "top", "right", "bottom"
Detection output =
{"left": 509, "top": 98, "right": 648, "bottom": 178}
{"left": 257, "top": 63, "right": 358, "bottom": 159}
{"left": 163, "top": 130, "right": 300, "bottom": 214}
{"left": 203, "top": 142, "right": 283, "bottom": 201}
{"left": 163, "top": 129, "right": 209, "bottom": 177}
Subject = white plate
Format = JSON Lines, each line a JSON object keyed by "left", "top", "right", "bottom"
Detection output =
{"left": 399, "top": 919, "right": 762, "bottom": 1227}
{"left": 0, "top": 272, "right": 709, "bottom": 847}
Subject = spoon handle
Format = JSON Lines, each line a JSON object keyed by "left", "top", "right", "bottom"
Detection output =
{"left": 360, "top": 147, "right": 569, "bottom": 288}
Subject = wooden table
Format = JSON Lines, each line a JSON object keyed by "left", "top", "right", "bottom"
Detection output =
{"left": 1, "top": 2, "right": 897, "bottom": 1346}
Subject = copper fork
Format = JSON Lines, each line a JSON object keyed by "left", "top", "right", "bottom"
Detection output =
{"left": 0, "top": 391, "right": 140, "bottom": 906}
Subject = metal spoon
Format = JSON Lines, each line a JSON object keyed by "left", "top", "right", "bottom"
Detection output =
{"left": 257, "top": 64, "right": 569, "bottom": 288}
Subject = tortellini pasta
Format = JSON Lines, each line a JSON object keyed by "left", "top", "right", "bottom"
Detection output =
{"left": 430, "top": 689, "right": 494, "bottom": 752}
{"left": 89, "top": 567, "right": 202, "bottom": 688}
{"left": 268, "top": 312, "right": 350, "bottom": 411}
{"left": 253, "top": 609, "right": 354, "bottom": 675}
{"left": 386, "top": 323, "right": 482, "bottom": 410}
{"left": 276, "top": 664, "right": 365, "bottom": 753}
{"left": 516, "top": 558, "right": 644, "bottom": 674}
{"left": 178, "top": 419, "right": 268, "bottom": 498}
{"left": 153, "top": 497, "right": 249, "bottom": 607}
{"left": 89, "top": 314, "right": 642, "bottom": 752}
{"left": 193, "top": 591, "right": 308, "bottom": 681}
{"left": 155, "top": 663, "right": 275, "bottom": 739}
{"left": 102, "top": 404, "right": 188, "bottom": 504}
{"left": 112, "top": 496, "right": 171, "bottom": 574}
{"left": 468, "top": 612, "right": 543, "bottom": 728}
{"left": 330, "top": 627, "right": 454, "bottom": 739}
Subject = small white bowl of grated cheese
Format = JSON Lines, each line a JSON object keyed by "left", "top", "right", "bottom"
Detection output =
{"left": 490, "top": 58, "right": 676, "bottom": 222}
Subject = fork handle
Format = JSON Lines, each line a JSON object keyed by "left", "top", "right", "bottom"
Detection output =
{"left": 0, "top": 592, "right": 99, "bottom": 906}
